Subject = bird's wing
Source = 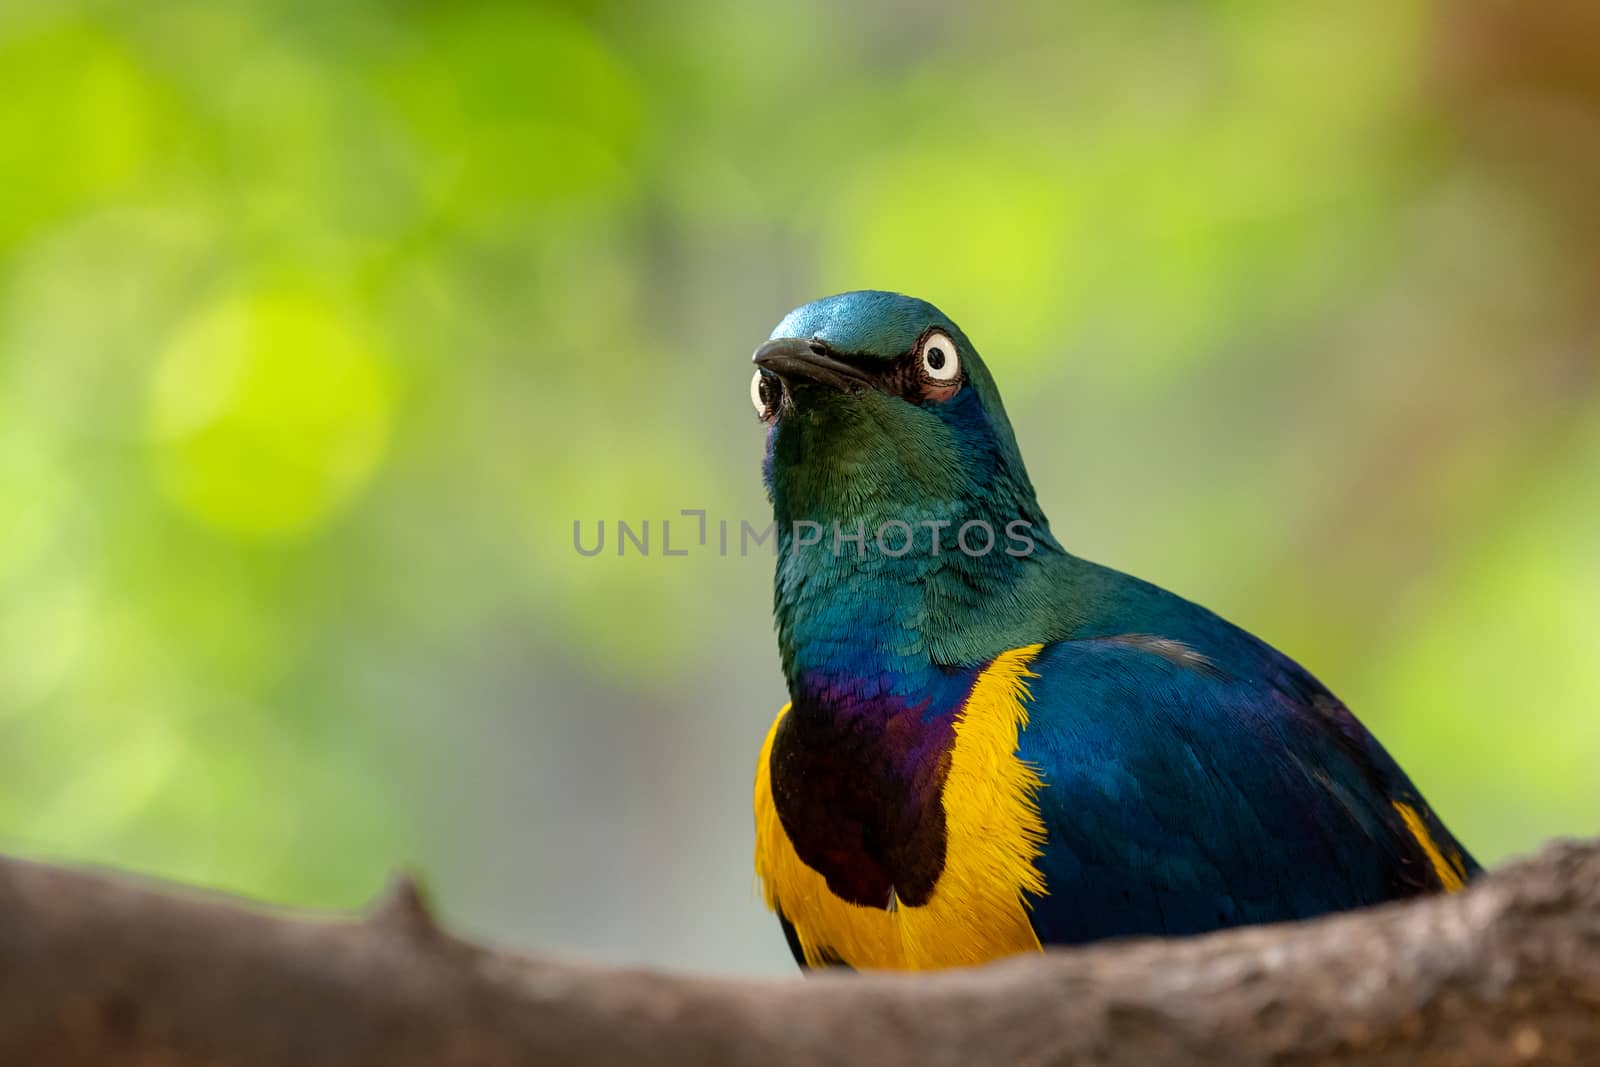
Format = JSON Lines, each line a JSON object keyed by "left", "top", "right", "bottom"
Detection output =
{"left": 1015, "top": 635, "right": 1476, "bottom": 945}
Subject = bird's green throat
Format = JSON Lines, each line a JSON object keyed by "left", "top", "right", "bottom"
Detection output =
{"left": 752, "top": 291, "right": 1097, "bottom": 690}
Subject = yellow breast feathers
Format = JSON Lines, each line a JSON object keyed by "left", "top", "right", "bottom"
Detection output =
{"left": 752, "top": 645, "right": 1048, "bottom": 969}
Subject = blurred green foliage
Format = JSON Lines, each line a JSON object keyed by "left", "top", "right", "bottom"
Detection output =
{"left": 0, "top": 0, "right": 1594, "bottom": 973}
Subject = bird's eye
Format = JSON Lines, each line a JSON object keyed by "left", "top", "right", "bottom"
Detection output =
{"left": 751, "top": 369, "right": 780, "bottom": 422}
{"left": 917, "top": 330, "right": 961, "bottom": 384}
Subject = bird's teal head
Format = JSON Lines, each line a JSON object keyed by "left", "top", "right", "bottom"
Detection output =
{"left": 751, "top": 291, "right": 1071, "bottom": 674}
{"left": 751, "top": 291, "right": 1047, "bottom": 537}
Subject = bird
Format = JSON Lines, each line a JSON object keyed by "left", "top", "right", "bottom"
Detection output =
{"left": 748, "top": 290, "right": 1478, "bottom": 971}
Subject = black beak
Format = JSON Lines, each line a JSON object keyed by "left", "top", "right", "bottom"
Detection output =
{"left": 752, "top": 337, "right": 873, "bottom": 392}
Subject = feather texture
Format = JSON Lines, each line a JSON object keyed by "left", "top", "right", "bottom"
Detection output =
{"left": 748, "top": 292, "right": 1478, "bottom": 970}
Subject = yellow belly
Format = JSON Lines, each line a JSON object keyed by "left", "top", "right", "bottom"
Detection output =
{"left": 752, "top": 646, "right": 1048, "bottom": 970}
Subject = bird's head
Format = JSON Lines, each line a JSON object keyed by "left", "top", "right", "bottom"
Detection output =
{"left": 751, "top": 291, "right": 1045, "bottom": 538}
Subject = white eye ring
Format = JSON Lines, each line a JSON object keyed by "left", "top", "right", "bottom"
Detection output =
{"left": 751, "top": 369, "right": 775, "bottom": 421}
{"left": 918, "top": 330, "right": 960, "bottom": 381}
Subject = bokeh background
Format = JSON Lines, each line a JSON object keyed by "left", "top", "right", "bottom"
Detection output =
{"left": 1, "top": 0, "right": 1596, "bottom": 976}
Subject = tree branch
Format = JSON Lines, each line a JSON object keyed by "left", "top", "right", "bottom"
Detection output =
{"left": 1, "top": 841, "right": 1597, "bottom": 1065}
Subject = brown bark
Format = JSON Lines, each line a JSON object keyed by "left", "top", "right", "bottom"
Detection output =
{"left": 0, "top": 842, "right": 1597, "bottom": 1066}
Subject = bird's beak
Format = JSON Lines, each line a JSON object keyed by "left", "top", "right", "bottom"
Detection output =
{"left": 752, "top": 337, "right": 873, "bottom": 392}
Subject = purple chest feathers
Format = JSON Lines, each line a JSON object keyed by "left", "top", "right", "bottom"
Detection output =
{"left": 767, "top": 695, "right": 956, "bottom": 910}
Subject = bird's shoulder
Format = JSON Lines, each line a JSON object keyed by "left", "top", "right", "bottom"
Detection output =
{"left": 1011, "top": 566, "right": 1476, "bottom": 942}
